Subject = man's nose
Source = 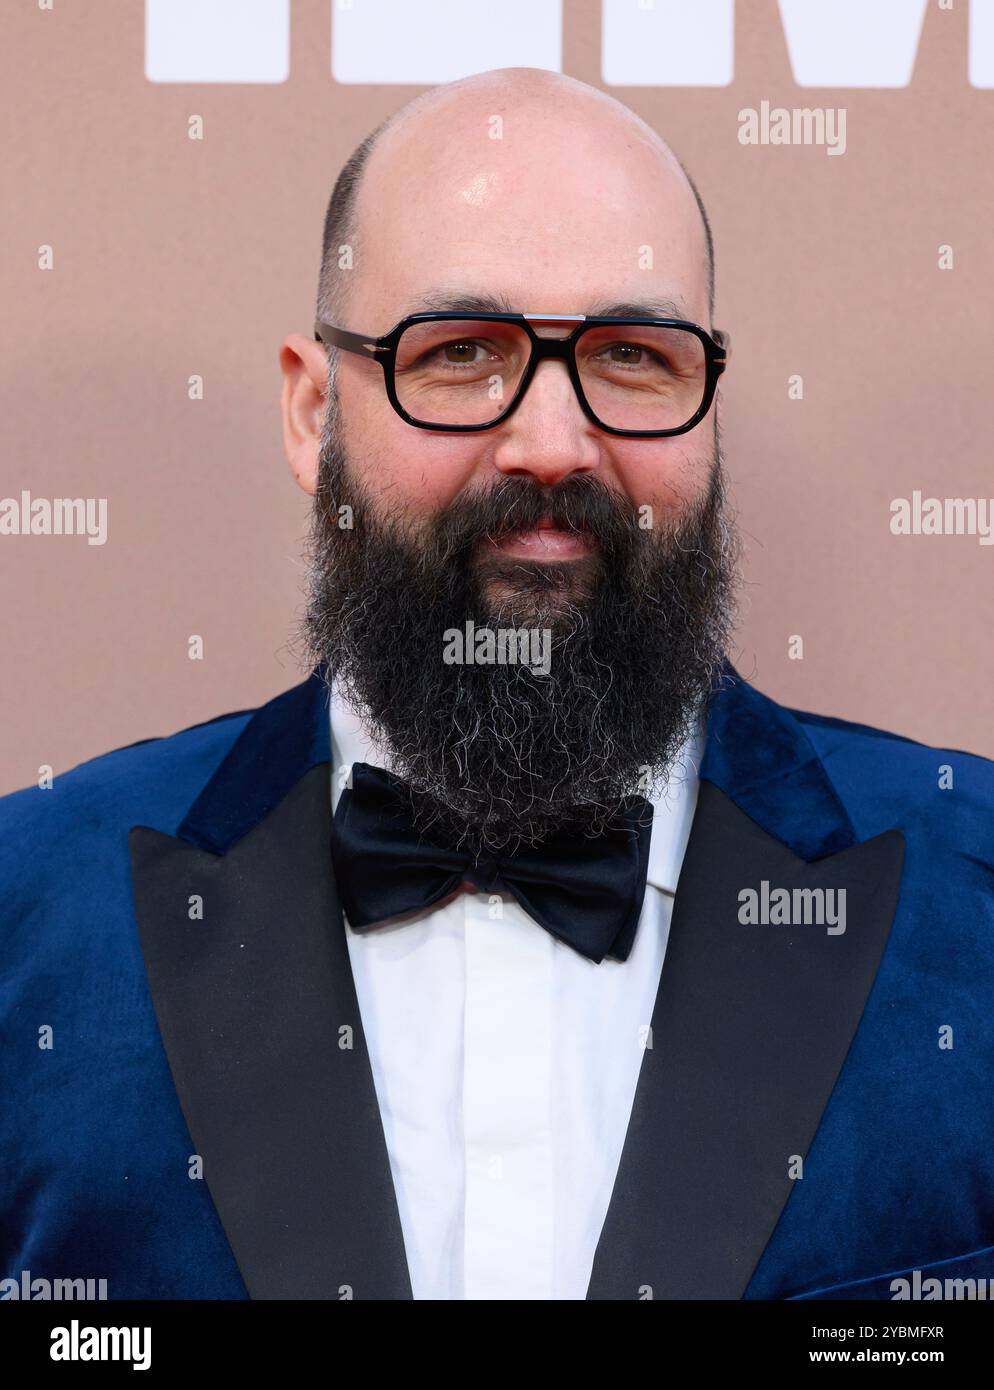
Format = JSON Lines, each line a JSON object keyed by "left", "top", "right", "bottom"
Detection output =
{"left": 492, "top": 358, "right": 601, "bottom": 487}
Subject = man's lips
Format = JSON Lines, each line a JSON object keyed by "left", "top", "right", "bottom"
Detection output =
{"left": 486, "top": 521, "right": 596, "bottom": 561}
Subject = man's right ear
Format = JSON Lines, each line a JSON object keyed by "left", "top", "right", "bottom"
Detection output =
{"left": 278, "top": 333, "right": 329, "bottom": 497}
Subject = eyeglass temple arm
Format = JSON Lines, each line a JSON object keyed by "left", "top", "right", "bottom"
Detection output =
{"left": 712, "top": 328, "right": 731, "bottom": 366}
{"left": 313, "top": 320, "right": 388, "bottom": 358}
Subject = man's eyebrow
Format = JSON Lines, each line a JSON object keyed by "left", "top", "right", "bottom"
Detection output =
{"left": 585, "top": 296, "right": 694, "bottom": 321}
{"left": 399, "top": 291, "right": 695, "bottom": 321}
{"left": 401, "top": 290, "right": 517, "bottom": 316}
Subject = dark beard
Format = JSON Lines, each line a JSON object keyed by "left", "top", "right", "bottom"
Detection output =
{"left": 299, "top": 411, "right": 740, "bottom": 856}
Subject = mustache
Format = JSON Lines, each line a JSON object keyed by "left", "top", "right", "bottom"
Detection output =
{"left": 425, "top": 473, "right": 643, "bottom": 558}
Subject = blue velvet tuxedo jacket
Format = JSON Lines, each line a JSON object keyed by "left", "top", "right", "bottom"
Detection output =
{"left": 2, "top": 662, "right": 993, "bottom": 1301}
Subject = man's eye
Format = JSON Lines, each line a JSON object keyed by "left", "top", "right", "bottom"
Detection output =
{"left": 607, "top": 343, "right": 644, "bottom": 364}
{"left": 596, "top": 342, "right": 670, "bottom": 370}
{"left": 441, "top": 341, "right": 480, "bottom": 363}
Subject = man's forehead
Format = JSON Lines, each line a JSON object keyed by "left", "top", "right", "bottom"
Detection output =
{"left": 350, "top": 104, "right": 710, "bottom": 328}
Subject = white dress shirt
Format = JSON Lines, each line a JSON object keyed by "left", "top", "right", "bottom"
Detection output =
{"left": 329, "top": 689, "right": 705, "bottom": 1300}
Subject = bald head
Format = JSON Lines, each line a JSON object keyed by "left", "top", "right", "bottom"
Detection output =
{"left": 316, "top": 68, "right": 714, "bottom": 336}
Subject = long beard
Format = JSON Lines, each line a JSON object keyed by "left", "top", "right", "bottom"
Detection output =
{"left": 299, "top": 406, "right": 740, "bottom": 856}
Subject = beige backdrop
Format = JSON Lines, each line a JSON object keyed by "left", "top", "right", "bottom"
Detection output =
{"left": 2, "top": 0, "right": 992, "bottom": 796}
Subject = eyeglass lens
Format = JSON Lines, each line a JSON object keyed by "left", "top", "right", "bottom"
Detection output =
{"left": 393, "top": 318, "right": 708, "bottom": 431}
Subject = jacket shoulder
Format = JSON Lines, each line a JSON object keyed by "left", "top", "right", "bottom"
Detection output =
{"left": 783, "top": 698, "right": 994, "bottom": 838}
{"left": 0, "top": 700, "right": 257, "bottom": 888}
{"left": 788, "top": 700, "right": 994, "bottom": 770}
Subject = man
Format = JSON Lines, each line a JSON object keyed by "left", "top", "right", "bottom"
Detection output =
{"left": 2, "top": 67, "right": 993, "bottom": 1303}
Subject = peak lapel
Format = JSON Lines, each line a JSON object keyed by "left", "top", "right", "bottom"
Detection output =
{"left": 129, "top": 668, "right": 412, "bottom": 1300}
{"left": 587, "top": 663, "right": 906, "bottom": 1299}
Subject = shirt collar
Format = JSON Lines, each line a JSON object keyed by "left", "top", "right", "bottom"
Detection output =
{"left": 328, "top": 684, "right": 704, "bottom": 897}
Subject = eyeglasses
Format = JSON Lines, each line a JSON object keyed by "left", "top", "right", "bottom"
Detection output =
{"left": 313, "top": 311, "right": 730, "bottom": 438}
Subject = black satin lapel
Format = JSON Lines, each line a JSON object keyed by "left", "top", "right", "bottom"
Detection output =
{"left": 587, "top": 780, "right": 905, "bottom": 1300}
{"left": 129, "top": 764, "right": 412, "bottom": 1300}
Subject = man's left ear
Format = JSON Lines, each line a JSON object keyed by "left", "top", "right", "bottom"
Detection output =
{"left": 279, "top": 333, "right": 328, "bottom": 497}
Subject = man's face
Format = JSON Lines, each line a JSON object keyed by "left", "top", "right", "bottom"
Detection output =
{"left": 283, "top": 82, "right": 738, "bottom": 855}
{"left": 329, "top": 92, "right": 717, "bottom": 595}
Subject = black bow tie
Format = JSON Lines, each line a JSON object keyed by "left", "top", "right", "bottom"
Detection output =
{"left": 330, "top": 763, "right": 654, "bottom": 964}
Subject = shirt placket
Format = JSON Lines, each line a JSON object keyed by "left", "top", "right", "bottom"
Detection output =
{"left": 461, "top": 890, "right": 555, "bottom": 1299}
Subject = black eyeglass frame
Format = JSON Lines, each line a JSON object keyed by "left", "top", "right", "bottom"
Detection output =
{"left": 313, "top": 311, "right": 731, "bottom": 439}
